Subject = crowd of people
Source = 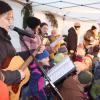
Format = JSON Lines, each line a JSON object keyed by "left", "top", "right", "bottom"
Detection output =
{"left": 0, "top": 1, "right": 100, "bottom": 100}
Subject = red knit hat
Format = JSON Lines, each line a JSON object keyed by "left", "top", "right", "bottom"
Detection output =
{"left": 0, "top": 80, "right": 9, "bottom": 100}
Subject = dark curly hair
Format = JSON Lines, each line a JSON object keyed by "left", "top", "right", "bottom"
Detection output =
{"left": 26, "top": 16, "right": 41, "bottom": 29}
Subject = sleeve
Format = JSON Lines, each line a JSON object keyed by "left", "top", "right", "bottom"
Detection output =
{"left": 1, "top": 70, "right": 21, "bottom": 85}
{"left": 29, "top": 71, "right": 42, "bottom": 95}
{"left": 0, "top": 47, "right": 7, "bottom": 69}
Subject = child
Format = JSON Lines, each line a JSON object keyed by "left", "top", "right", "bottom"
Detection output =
{"left": 21, "top": 50, "right": 52, "bottom": 100}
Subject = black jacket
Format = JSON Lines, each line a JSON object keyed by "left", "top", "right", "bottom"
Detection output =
{"left": 67, "top": 27, "right": 78, "bottom": 53}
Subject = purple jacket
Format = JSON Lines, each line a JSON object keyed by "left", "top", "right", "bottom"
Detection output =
{"left": 28, "top": 61, "right": 48, "bottom": 99}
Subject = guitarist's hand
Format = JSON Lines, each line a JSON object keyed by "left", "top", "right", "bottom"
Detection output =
{"left": 18, "top": 70, "right": 25, "bottom": 80}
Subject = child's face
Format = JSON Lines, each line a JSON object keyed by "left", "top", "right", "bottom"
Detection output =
{"left": 41, "top": 57, "right": 50, "bottom": 65}
{"left": 77, "top": 48, "right": 85, "bottom": 57}
{"left": 41, "top": 25, "right": 48, "bottom": 34}
{"left": 51, "top": 29, "right": 58, "bottom": 36}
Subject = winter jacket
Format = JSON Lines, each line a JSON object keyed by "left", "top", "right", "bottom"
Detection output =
{"left": 0, "top": 27, "right": 15, "bottom": 68}
{"left": 67, "top": 27, "right": 78, "bottom": 53}
{"left": 20, "top": 27, "right": 41, "bottom": 51}
{"left": 0, "top": 27, "right": 21, "bottom": 85}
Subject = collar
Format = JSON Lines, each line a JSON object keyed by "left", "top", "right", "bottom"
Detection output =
{"left": 0, "top": 27, "right": 11, "bottom": 42}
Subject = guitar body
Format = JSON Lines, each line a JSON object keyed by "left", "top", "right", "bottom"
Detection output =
{"left": 4, "top": 56, "right": 30, "bottom": 100}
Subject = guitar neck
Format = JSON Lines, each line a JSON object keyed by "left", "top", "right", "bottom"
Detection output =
{"left": 20, "top": 50, "right": 37, "bottom": 71}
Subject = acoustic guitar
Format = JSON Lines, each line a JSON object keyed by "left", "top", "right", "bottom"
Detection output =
{"left": 3, "top": 42, "right": 44, "bottom": 100}
{"left": 3, "top": 56, "right": 30, "bottom": 100}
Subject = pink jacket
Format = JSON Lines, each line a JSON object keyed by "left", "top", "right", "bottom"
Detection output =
{"left": 20, "top": 27, "right": 41, "bottom": 51}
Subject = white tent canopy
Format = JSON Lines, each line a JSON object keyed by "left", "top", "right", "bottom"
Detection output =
{"left": 20, "top": 0, "right": 100, "bottom": 22}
